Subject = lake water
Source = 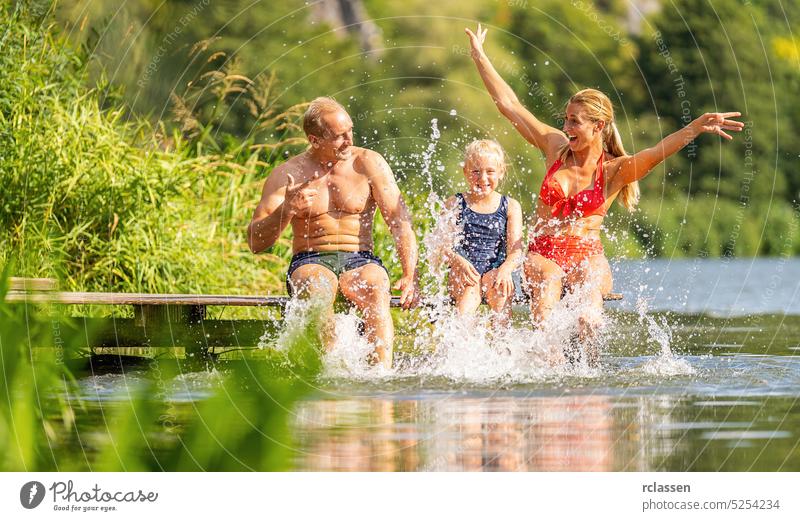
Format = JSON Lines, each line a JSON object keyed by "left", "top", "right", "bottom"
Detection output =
{"left": 611, "top": 257, "right": 800, "bottom": 316}
{"left": 71, "top": 258, "right": 800, "bottom": 471}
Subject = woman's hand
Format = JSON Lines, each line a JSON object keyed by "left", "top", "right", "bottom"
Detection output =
{"left": 691, "top": 112, "right": 744, "bottom": 140}
{"left": 450, "top": 254, "right": 481, "bottom": 287}
{"left": 465, "top": 23, "right": 488, "bottom": 59}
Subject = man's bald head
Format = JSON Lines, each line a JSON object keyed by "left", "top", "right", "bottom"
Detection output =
{"left": 303, "top": 97, "right": 349, "bottom": 138}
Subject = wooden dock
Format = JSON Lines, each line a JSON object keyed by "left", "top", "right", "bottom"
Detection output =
{"left": 5, "top": 277, "right": 622, "bottom": 360}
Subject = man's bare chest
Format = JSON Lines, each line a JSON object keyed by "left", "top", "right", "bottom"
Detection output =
{"left": 307, "top": 171, "right": 373, "bottom": 215}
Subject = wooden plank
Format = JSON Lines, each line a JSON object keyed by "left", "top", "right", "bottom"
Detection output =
{"left": 5, "top": 292, "right": 415, "bottom": 307}
{"left": 72, "top": 317, "right": 281, "bottom": 349}
{"left": 6, "top": 291, "right": 623, "bottom": 306}
{"left": 31, "top": 316, "right": 280, "bottom": 354}
{"left": 5, "top": 291, "right": 290, "bottom": 306}
{"left": 9, "top": 277, "right": 58, "bottom": 291}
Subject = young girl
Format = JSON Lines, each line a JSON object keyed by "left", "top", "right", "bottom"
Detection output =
{"left": 443, "top": 139, "right": 523, "bottom": 324}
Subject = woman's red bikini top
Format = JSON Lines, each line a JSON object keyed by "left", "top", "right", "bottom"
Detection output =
{"left": 539, "top": 152, "right": 607, "bottom": 218}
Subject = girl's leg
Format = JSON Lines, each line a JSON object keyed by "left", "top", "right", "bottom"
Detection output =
{"left": 523, "top": 251, "right": 565, "bottom": 327}
{"left": 448, "top": 266, "right": 482, "bottom": 315}
{"left": 481, "top": 269, "right": 513, "bottom": 328}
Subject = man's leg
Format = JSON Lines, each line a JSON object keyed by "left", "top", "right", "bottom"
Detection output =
{"left": 338, "top": 263, "right": 393, "bottom": 368}
{"left": 289, "top": 264, "right": 339, "bottom": 350}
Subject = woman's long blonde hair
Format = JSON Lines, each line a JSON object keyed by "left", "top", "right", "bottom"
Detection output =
{"left": 558, "top": 88, "right": 639, "bottom": 212}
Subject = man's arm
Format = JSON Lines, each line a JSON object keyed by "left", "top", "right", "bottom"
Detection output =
{"left": 361, "top": 150, "right": 419, "bottom": 307}
{"left": 248, "top": 163, "right": 315, "bottom": 253}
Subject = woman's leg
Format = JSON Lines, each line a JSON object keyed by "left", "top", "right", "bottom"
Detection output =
{"left": 564, "top": 255, "right": 612, "bottom": 365}
{"left": 523, "top": 251, "right": 565, "bottom": 327}
{"left": 481, "top": 269, "right": 513, "bottom": 328}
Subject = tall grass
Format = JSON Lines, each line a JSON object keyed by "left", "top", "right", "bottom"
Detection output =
{"left": 0, "top": 3, "right": 305, "bottom": 297}
{"left": 0, "top": 264, "right": 324, "bottom": 471}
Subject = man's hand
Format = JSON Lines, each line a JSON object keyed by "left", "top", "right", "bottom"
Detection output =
{"left": 393, "top": 274, "right": 420, "bottom": 310}
{"left": 285, "top": 173, "right": 318, "bottom": 217}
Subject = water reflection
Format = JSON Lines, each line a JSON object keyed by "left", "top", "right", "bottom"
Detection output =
{"left": 294, "top": 395, "right": 627, "bottom": 471}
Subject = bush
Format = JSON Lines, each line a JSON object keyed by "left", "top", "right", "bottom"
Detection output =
{"left": 0, "top": 4, "right": 294, "bottom": 296}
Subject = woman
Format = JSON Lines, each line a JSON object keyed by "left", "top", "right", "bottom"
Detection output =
{"left": 465, "top": 24, "right": 743, "bottom": 343}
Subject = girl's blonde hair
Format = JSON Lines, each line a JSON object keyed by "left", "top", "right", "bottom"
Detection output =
{"left": 559, "top": 88, "right": 639, "bottom": 212}
{"left": 463, "top": 139, "right": 507, "bottom": 174}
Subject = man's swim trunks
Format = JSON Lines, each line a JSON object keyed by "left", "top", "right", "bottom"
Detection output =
{"left": 286, "top": 250, "right": 387, "bottom": 294}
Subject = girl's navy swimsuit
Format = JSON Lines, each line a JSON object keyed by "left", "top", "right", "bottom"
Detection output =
{"left": 454, "top": 193, "right": 508, "bottom": 275}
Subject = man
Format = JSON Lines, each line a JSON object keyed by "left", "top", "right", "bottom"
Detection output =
{"left": 248, "top": 97, "right": 419, "bottom": 368}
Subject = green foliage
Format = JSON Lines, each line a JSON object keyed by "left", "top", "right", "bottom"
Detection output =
{"left": 0, "top": 262, "right": 87, "bottom": 470}
{"left": 0, "top": 265, "right": 324, "bottom": 471}
{"left": 47, "top": 1, "right": 800, "bottom": 258}
{"left": 3, "top": 0, "right": 800, "bottom": 311}
{"left": 0, "top": 2, "right": 299, "bottom": 296}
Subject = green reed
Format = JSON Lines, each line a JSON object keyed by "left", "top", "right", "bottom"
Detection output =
{"left": 0, "top": 3, "right": 302, "bottom": 303}
{"left": 0, "top": 262, "right": 324, "bottom": 471}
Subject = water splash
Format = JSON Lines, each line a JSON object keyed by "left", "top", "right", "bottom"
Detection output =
{"left": 635, "top": 297, "right": 694, "bottom": 376}
{"left": 255, "top": 117, "right": 699, "bottom": 384}
{"left": 323, "top": 311, "right": 392, "bottom": 379}
{"left": 409, "top": 311, "right": 572, "bottom": 383}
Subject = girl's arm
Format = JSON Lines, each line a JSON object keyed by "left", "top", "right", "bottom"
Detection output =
{"left": 492, "top": 197, "right": 523, "bottom": 296}
{"left": 610, "top": 112, "right": 744, "bottom": 191}
{"left": 501, "top": 198, "right": 524, "bottom": 271}
{"left": 503, "top": 197, "right": 523, "bottom": 271}
{"left": 440, "top": 196, "right": 481, "bottom": 285}
{"left": 466, "top": 25, "right": 567, "bottom": 158}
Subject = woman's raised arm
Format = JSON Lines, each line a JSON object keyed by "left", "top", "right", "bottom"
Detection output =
{"left": 610, "top": 112, "right": 744, "bottom": 191}
{"left": 466, "top": 24, "right": 566, "bottom": 157}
